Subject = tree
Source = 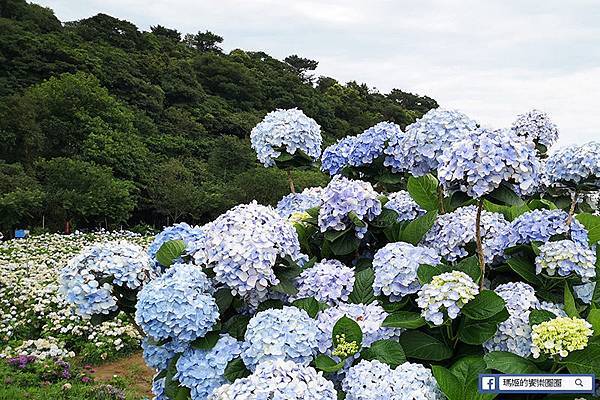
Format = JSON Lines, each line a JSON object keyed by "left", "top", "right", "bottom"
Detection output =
{"left": 150, "top": 25, "right": 181, "bottom": 42}
{"left": 146, "top": 159, "right": 205, "bottom": 223}
{"left": 36, "top": 158, "right": 136, "bottom": 230}
{"left": 184, "top": 30, "right": 223, "bottom": 52}
{"left": 0, "top": 163, "right": 44, "bottom": 234}
{"left": 284, "top": 55, "right": 319, "bottom": 82}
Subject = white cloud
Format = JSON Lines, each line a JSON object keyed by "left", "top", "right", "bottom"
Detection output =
{"left": 36, "top": 0, "right": 600, "bottom": 146}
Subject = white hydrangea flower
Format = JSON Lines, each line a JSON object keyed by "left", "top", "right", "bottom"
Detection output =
{"left": 535, "top": 240, "right": 596, "bottom": 282}
{"left": 417, "top": 271, "right": 479, "bottom": 325}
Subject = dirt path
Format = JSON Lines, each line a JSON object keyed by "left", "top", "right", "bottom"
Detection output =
{"left": 92, "top": 353, "right": 155, "bottom": 397}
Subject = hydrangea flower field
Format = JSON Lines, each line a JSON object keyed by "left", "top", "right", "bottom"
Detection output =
{"left": 6, "top": 107, "right": 600, "bottom": 399}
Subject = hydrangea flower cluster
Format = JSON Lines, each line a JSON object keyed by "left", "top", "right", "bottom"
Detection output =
{"left": 417, "top": 271, "right": 479, "bottom": 325}
{"left": 321, "top": 136, "right": 356, "bottom": 176}
{"left": 574, "top": 282, "right": 595, "bottom": 304}
{"left": 507, "top": 209, "right": 589, "bottom": 247}
{"left": 276, "top": 187, "right": 323, "bottom": 218}
{"left": 250, "top": 108, "right": 322, "bottom": 167}
{"left": 531, "top": 317, "right": 593, "bottom": 358}
{"left": 60, "top": 241, "right": 157, "bottom": 317}
{"left": 208, "top": 360, "right": 337, "bottom": 400}
{"left": 135, "top": 263, "right": 218, "bottom": 343}
{"left": 242, "top": 306, "right": 319, "bottom": 371}
{"left": 342, "top": 360, "right": 444, "bottom": 400}
{"left": 175, "top": 334, "right": 242, "bottom": 399}
{"left": 422, "top": 206, "right": 510, "bottom": 263}
{"left": 142, "top": 337, "right": 189, "bottom": 371}
{"left": 484, "top": 282, "right": 566, "bottom": 357}
{"left": 512, "top": 109, "right": 559, "bottom": 149}
{"left": 293, "top": 259, "right": 355, "bottom": 305}
{"left": 199, "top": 202, "right": 306, "bottom": 301}
{"left": 372, "top": 242, "right": 441, "bottom": 301}
{"left": 535, "top": 240, "right": 596, "bottom": 282}
{"left": 318, "top": 176, "right": 382, "bottom": 238}
{"left": 383, "top": 108, "right": 478, "bottom": 176}
{"left": 147, "top": 222, "right": 204, "bottom": 262}
{"left": 383, "top": 190, "right": 425, "bottom": 221}
{"left": 437, "top": 127, "right": 541, "bottom": 197}
{"left": 543, "top": 142, "right": 600, "bottom": 187}
{"left": 347, "top": 122, "right": 403, "bottom": 167}
{"left": 315, "top": 303, "right": 402, "bottom": 354}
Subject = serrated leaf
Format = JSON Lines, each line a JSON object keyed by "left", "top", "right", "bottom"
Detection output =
{"left": 370, "top": 208, "right": 399, "bottom": 228}
{"left": 484, "top": 351, "right": 542, "bottom": 374}
{"left": 360, "top": 339, "right": 406, "bottom": 368}
{"left": 576, "top": 213, "right": 600, "bottom": 244}
{"left": 191, "top": 330, "right": 220, "bottom": 350}
{"left": 400, "top": 210, "right": 438, "bottom": 245}
{"left": 224, "top": 358, "right": 250, "bottom": 382}
{"left": 432, "top": 365, "right": 463, "bottom": 400}
{"left": 314, "top": 354, "right": 345, "bottom": 373}
{"left": 214, "top": 288, "right": 233, "bottom": 313}
{"left": 407, "top": 174, "right": 439, "bottom": 211}
{"left": 461, "top": 290, "right": 506, "bottom": 320}
{"left": 506, "top": 256, "right": 542, "bottom": 285}
{"left": 223, "top": 315, "right": 251, "bottom": 341}
{"left": 400, "top": 330, "right": 452, "bottom": 361}
{"left": 454, "top": 256, "right": 482, "bottom": 282}
{"left": 417, "top": 263, "right": 452, "bottom": 284}
{"left": 348, "top": 268, "right": 375, "bottom": 304}
{"left": 156, "top": 239, "right": 186, "bottom": 267}
{"left": 332, "top": 315, "right": 363, "bottom": 348}
{"left": 529, "top": 309, "right": 556, "bottom": 326}
{"left": 382, "top": 311, "right": 426, "bottom": 329}
{"left": 458, "top": 309, "right": 509, "bottom": 345}
{"left": 291, "top": 297, "right": 323, "bottom": 318}
{"left": 564, "top": 283, "right": 579, "bottom": 317}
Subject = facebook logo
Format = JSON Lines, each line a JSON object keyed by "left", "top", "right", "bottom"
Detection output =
{"left": 480, "top": 375, "right": 497, "bottom": 392}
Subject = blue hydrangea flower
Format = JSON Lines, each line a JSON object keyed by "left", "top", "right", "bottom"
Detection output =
{"left": 484, "top": 282, "right": 566, "bottom": 357}
{"left": 152, "top": 376, "right": 168, "bottom": 400}
{"left": 535, "top": 239, "right": 596, "bottom": 282}
{"left": 135, "top": 263, "right": 219, "bottom": 342}
{"left": 372, "top": 242, "right": 441, "bottom": 301}
{"left": 512, "top": 109, "right": 559, "bottom": 149}
{"left": 208, "top": 360, "right": 337, "bottom": 400}
{"left": 293, "top": 259, "right": 355, "bottom": 305}
{"left": 494, "top": 282, "right": 539, "bottom": 312}
{"left": 506, "top": 209, "right": 589, "bottom": 247}
{"left": 175, "top": 334, "right": 242, "bottom": 399}
{"left": 321, "top": 136, "right": 356, "bottom": 176}
{"left": 200, "top": 202, "right": 306, "bottom": 302}
{"left": 384, "top": 108, "right": 478, "bottom": 176}
{"left": 318, "top": 176, "right": 382, "bottom": 238}
{"left": 422, "top": 206, "right": 510, "bottom": 264}
{"left": 250, "top": 108, "right": 322, "bottom": 167}
{"left": 347, "top": 122, "right": 403, "bottom": 167}
{"left": 276, "top": 187, "right": 323, "bottom": 218}
{"left": 575, "top": 282, "right": 595, "bottom": 304}
{"left": 437, "top": 127, "right": 541, "bottom": 198}
{"left": 242, "top": 306, "right": 320, "bottom": 371}
{"left": 543, "top": 142, "right": 600, "bottom": 188}
{"left": 383, "top": 190, "right": 425, "bottom": 221}
{"left": 60, "top": 241, "right": 157, "bottom": 317}
{"left": 315, "top": 302, "right": 402, "bottom": 354}
{"left": 417, "top": 271, "right": 479, "bottom": 325}
{"left": 342, "top": 360, "right": 444, "bottom": 400}
{"left": 147, "top": 222, "right": 204, "bottom": 262}
{"left": 142, "top": 337, "right": 189, "bottom": 371}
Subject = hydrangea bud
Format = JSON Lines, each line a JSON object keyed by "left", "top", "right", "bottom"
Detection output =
{"left": 531, "top": 317, "right": 593, "bottom": 358}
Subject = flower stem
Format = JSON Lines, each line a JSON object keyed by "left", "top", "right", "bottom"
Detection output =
{"left": 475, "top": 198, "right": 486, "bottom": 290}
{"left": 287, "top": 170, "right": 296, "bottom": 193}
{"left": 566, "top": 191, "right": 578, "bottom": 227}
{"left": 437, "top": 186, "right": 446, "bottom": 214}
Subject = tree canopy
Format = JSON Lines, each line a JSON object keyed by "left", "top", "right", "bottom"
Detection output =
{"left": 0, "top": 0, "right": 437, "bottom": 234}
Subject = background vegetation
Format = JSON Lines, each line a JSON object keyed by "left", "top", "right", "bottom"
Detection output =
{"left": 0, "top": 0, "right": 437, "bottom": 235}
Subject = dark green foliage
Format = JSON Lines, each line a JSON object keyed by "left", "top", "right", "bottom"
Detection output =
{"left": 0, "top": 0, "right": 436, "bottom": 234}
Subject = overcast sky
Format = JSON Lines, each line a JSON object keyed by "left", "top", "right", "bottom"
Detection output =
{"left": 36, "top": 0, "right": 600, "bottom": 147}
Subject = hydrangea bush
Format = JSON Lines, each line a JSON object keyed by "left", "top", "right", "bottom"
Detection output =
{"left": 60, "top": 106, "right": 600, "bottom": 400}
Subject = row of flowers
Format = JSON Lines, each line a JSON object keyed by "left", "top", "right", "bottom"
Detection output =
{"left": 0, "top": 231, "right": 149, "bottom": 364}
{"left": 57, "top": 106, "right": 600, "bottom": 400}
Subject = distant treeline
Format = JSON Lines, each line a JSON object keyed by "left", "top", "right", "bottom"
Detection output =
{"left": 0, "top": 0, "right": 437, "bottom": 235}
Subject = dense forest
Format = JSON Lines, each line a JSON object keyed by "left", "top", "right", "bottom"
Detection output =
{"left": 0, "top": 0, "right": 437, "bottom": 235}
